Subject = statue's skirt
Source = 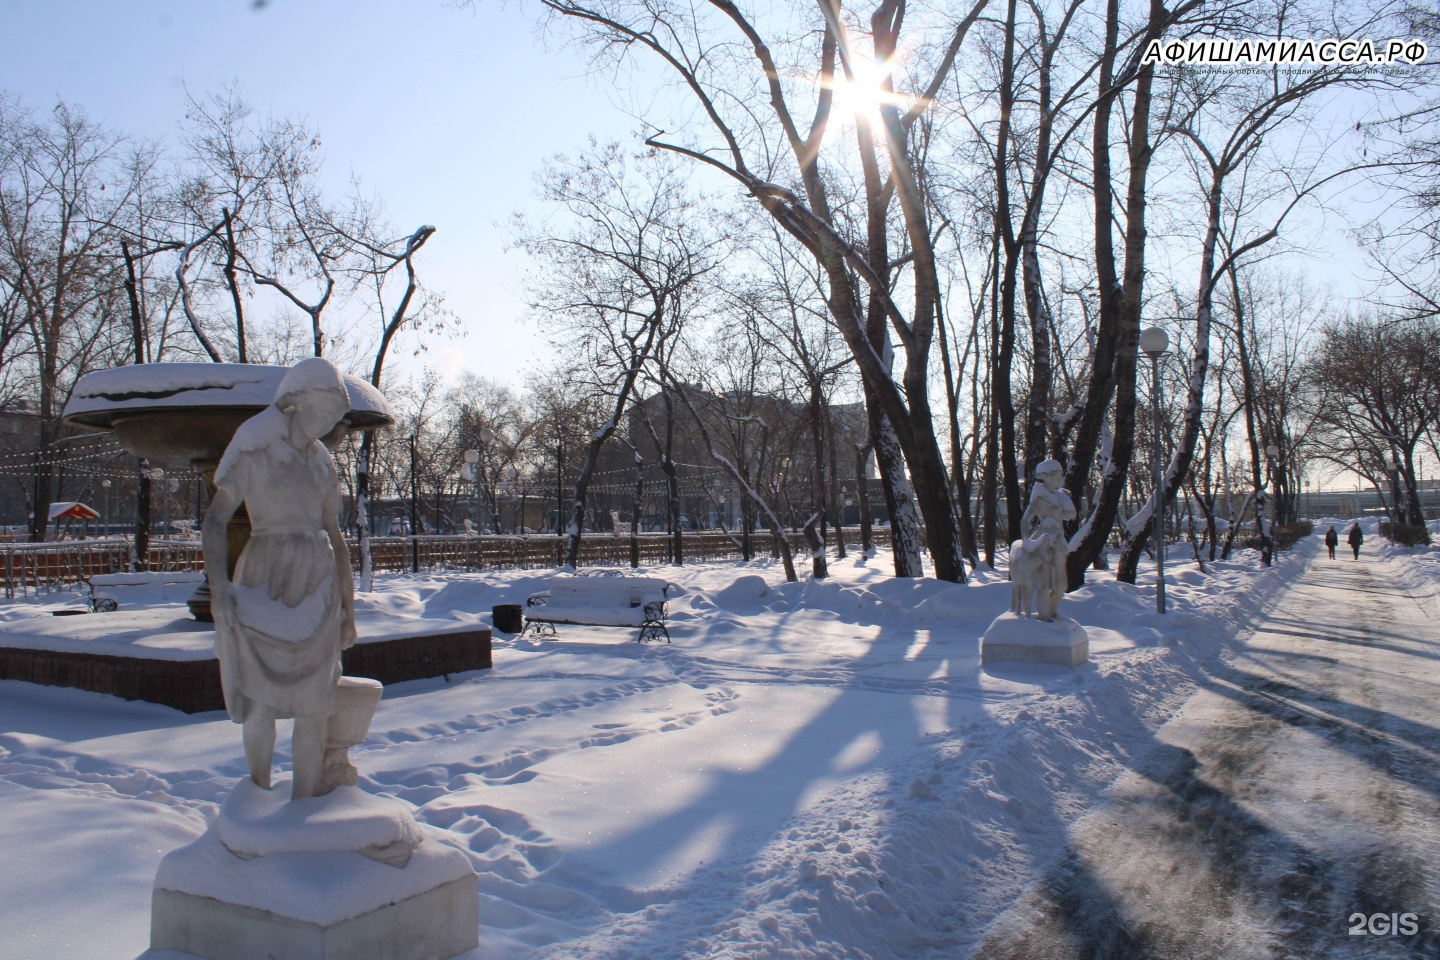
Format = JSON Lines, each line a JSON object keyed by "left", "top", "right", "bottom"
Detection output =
{"left": 218, "top": 528, "right": 344, "bottom": 722}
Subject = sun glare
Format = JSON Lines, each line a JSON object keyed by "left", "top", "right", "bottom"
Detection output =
{"left": 825, "top": 56, "right": 908, "bottom": 127}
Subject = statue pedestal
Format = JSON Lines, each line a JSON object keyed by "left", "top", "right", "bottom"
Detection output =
{"left": 981, "top": 611, "right": 1089, "bottom": 667}
{"left": 151, "top": 782, "right": 478, "bottom": 960}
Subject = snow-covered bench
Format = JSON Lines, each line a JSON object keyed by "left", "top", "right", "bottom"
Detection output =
{"left": 524, "top": 576, "right": 672, "bottom": 643}
{"left": 88, "top": 571, "right": 205, "bottom": 608}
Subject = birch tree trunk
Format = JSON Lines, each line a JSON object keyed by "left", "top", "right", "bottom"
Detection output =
{"left": 871, "top": 403, "right": 924, "bottom": 575}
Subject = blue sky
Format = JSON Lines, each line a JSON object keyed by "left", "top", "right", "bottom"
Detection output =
{"left": 0, "top": 0, "right": 640, "bottom": 386}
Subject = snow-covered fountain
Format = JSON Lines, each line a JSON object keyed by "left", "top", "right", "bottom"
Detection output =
{"left": 0, "top": 362, "right": 494, "bottom": 714}
{"left": 63, "top": 362, "right": 392, "bottom": 621}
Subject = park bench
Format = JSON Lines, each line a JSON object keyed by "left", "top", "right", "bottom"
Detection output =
{"left": 89, "top": 571, "right": 205, "bottom": 606}
{"left": 524, "top": 574, "right": 673, "bottom": 643}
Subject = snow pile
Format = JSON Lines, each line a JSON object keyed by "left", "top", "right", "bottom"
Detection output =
{"left": 155, "top": 824, "right": 472, "bottom": 926}
{"left": 0, "top": 542, "right": 1315, "bottom": 959}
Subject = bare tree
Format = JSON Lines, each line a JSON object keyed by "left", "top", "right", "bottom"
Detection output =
{"left": 176, "top": 87, "right": 360, "bottom": 362}
{"left": 528, "top": 0, "right": 1001, "bottom": 582}
{"left": 0, "top": 100, "right": 153, "bottom": 540}
{"left": 1113, "top": 50, "right": 1378, "bottom": 580}
{"left": 344, "top": 222, "right": 438, "bottom": 589}
{"left": 731, "top": 218, "right": 853, "bottom": 578}
{"left": 516, "top": 144, "right": 718, "bottom": 569}
{"left": 1312, "top": 311, "right": 1438, "bottom": 538}
{"left": 672, "top": 379, "right": 799, "bottom": 582}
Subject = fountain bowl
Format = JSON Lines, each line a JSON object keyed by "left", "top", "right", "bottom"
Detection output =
{"left": 62, "top": 363, "right": 394, "bottom": 619}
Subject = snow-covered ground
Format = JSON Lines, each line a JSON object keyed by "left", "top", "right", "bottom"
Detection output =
{"left": 975, "top": 537, "right": 1440, "bottom": 959}
{"left": 0, "top": 539, "right": 1322, "bottom": 958}
{"left": 0, "top": 570, "right": 485, "bottom": 653}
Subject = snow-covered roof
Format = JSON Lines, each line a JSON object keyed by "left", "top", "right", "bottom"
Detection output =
{"left": 47, "top": 501, "right": 100, "bottom": 521}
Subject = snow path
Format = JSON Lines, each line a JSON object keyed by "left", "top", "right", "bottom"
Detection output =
{"left": 976, "top": 555, "right": 1440, "bottom": 959}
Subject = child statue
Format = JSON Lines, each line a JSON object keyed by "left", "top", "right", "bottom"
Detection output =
{"left": 202, "top": 358, "right": 358, "bottom": 800}
{"left": 1023, "top": 458, "right": 1078, "bottom": 539}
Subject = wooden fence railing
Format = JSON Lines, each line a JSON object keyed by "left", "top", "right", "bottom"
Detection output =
{"left": 2, "top": 527, "right": 894, "bottom": 598}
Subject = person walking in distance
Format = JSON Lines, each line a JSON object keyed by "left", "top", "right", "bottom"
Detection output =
{"left": 1348, "top": 523, "right": 1364, "bottom": 560}
{"left": 1324, "top": 525, "right": 1339, "bottom": 559}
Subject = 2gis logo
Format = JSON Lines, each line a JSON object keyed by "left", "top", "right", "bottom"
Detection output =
{"left": 1348, "top": 912, "right": 1420, "bottom": 936}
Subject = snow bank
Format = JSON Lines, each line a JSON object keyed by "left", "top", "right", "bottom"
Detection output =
{"left": 1350, "top": 519, "right": 1440, "bottom": 618}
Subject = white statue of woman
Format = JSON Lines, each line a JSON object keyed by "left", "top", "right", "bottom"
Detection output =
{"left": 202, "top": 358, "right": 357, "bottom": 800}
{"left": 1019, "top": 459, "right": 1077, "bottom": 620}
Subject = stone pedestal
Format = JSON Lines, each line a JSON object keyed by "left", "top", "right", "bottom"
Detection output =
{"left": 151, "top": 782, "right": 478, "bottom": 960}
{"left": 981, "top": 611, "right": 1088, "bottom": 667}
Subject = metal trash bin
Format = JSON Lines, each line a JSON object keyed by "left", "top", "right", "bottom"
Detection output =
{"left": 492, "top": 603, "right": 524, "bottom": 634}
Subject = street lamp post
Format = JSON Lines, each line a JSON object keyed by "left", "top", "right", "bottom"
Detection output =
{"left": 1140, "top": 326, "right": 1169, "bottom": 614}
{"left": 100, "top": 478, "right": 111, "bottom": 537}
{"left": 554, "top": 427, "right": 565, "bottom": 535}
{"left": 1262, "top": 443, "right": 1279, "bottom": 563}
{"left": 779, "top": 456, "right": 792, "bottom": 531}
{"left": 506, "top": 465, "right": 519, "bottom": 533}
{"left": 478, "top": 426, "right": 494, "bottom": 530}
{"left": 463, "top": 448, "right": 480, "bottom": 531}
{"left": 409, "top": 434, "right": 420, "bottom": 573}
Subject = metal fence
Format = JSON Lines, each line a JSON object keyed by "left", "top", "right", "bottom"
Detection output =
{"left": 354, "top": 526, "right": 892, "bottom": 572}
{"left": 1, "top": 539, "right": 204, "bottom": 599}
{"left": 2, "top": 527, "right": 895, "bottom": 598}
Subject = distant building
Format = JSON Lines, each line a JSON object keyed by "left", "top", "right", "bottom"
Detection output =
{"left": 610, "top": 387, "right": 882, "bottom": 534}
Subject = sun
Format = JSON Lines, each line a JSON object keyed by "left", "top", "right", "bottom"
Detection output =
{"left": 825, "top": 55, "right": 909, "bottom": 127}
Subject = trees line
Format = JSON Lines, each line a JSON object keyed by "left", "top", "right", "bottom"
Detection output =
{"left": 506, "top": 0, "right": 1440, "bottom": 578}
{"left": 5, "top": 0, "right": 1440, "bottom": 577}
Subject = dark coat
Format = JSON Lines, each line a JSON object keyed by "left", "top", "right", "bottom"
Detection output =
{"left": 1348, "top": 526, "right": 1364, "bottom": 546}
{"left": 1325, "top": 527, "right": 1339, "bottom": 547}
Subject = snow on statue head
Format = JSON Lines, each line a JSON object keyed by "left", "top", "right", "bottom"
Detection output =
{"left": 202, "top": 356, "right": 378, "bottom": 802}
{"left": 1011, "top": 458, "right": 1078, "bottom": 621}
{"left": 275, "top": 356, "right": 350, "bottom": 449}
